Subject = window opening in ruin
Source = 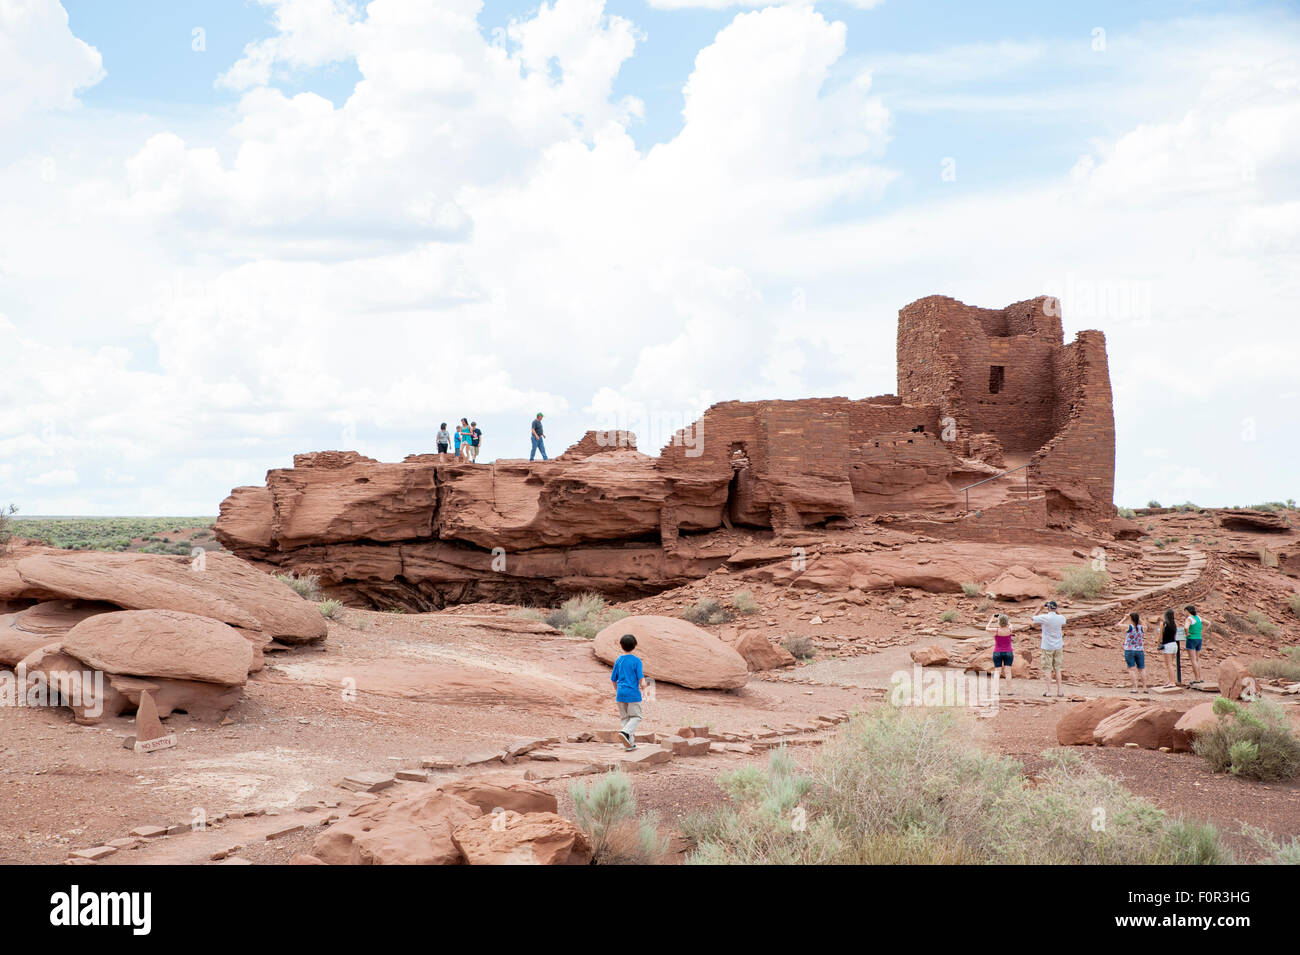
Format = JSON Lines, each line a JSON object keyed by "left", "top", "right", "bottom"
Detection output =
{"left": 988, "top": 365, "right": 1005, "bottom": 394}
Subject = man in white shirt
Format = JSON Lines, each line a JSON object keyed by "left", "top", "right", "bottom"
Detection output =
{"left": 1033, "top": 600, "right": 1067, "bottom": 698}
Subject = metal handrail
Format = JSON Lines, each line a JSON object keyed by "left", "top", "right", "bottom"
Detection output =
{"left": 958, "top": 461, "right": 1033, "bottom": 513}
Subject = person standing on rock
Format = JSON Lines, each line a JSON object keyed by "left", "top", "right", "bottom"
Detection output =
{"left": 984, "top": 613, "right": 1015, "bottom": 696}
{"left": 457, "top": 418, "right": 471, "bottom": 462}
{"left": 469, "top": 421, "right": 482, "bottom": 462}
{"left": 610, "top": 633, "right": 646, "bottom": 750}
{"left": 1183, "top": 605, "right": 1205, "bottom": 685}
{"left": 1117, "top": 611, "right": 1148, "bottom": 694}
{"left": 1158, "top": 608, "right": 1180, "bottom": 688}
{"left": 453, "top": 420, "right": 463, "bottom": 459}
{"left": 436, "top": 422, "right": 451, "bottom": 456}
{"left": 530, "top": 412, "right": 548, "bottom": 461}
{"left": 1033, "top": 600, "right": 1066, "bottom": 698}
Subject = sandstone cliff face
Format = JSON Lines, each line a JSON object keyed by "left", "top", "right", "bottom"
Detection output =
{"left": 215, "top": 296, "right": 1118, "bottom": 609}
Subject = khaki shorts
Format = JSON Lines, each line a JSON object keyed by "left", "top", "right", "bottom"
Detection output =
{"left": 617, "top": 701, "right": 642, "bottom": 720}
{"left": 1041, "top": 648, "right": 1063, "bottom": 672}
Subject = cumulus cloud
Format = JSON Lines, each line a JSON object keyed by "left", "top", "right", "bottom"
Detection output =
{"left": 0, "top": 0, "right": 103, "bottom": 125}
{"left": 2, "top": 3, "right": 1300, "bottom": 513}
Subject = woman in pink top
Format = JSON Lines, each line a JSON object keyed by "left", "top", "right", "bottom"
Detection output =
{"left": 984, "top": 613, "right": 1015, "bottom": 695}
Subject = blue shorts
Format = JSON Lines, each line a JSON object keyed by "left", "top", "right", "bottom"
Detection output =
{"left": 1185, "top": 638, "right": 1202, "bottom": 652}
{"left": 1124, "top": 649, "right": 1145, "bottom": 669}
{"left": 992, "top": 651, "right": 1014, "bottom": 669}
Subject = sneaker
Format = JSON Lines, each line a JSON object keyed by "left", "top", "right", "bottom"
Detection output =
{"left": 618, "top": 731, "right": 635, "bottom": 750}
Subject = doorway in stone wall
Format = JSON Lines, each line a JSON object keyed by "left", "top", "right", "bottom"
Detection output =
{"left": 988, "top": 365, "right": 1005, "bottom": 394}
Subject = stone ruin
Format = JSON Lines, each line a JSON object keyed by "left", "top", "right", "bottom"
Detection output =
{"left": 214, "top": 295, "right": 1116, "bottom": 609}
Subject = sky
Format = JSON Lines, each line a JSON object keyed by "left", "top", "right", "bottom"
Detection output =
{"left": 1, "top": 0, "right": 1298, "bottom": 515}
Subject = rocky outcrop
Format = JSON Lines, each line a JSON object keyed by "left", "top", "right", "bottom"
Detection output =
{"left": 312, "top": 790, "right": 482, "bottom": 865}
{"left": 452, "top": 811, "right": 592, "bottom": 865}
{"left": 1217, "top": 509, "right": 1292, "bottom": 533}
{"left": 911, "top": 646, "right": 949, "bottom": 667}
{"left": 1093, "top": 704, "right": 1191, "bottom": 751}
{"left": 984, "top": 565, "right": 1054, "bottom": 601}
{"left": 60, "top": 610, "right": 253, "bottom": 686}
{"left": 592, "top": 615, "right": 748, "bottom": 690}
{"left": 213, "top": 296, "right": 1116, "bottom": 610}
{"left": 1056, "top": 697, "right": 1142, "bottom": 746}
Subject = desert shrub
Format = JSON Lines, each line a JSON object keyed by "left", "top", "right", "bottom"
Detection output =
{"left": 1174, "top": 501, "right": 1200, "bottom": 512}
{"left": 731, "top": 590, "right": 760, "bottom": 614}
{"left": 976, "top": 598, "right": 992, "bottom": 614}
{"left": 0, "top": 503, "right": 19, "bottom": 555}
{"left": 940, "top": 610, "right": 958, "bottom": 623}
{"left": 687, "top": 707, "right": 1229, "bottom": 865}
{"left": 1289, "top": 594, "right": 1300, "bottom": 619}
{"left": 545, "top": 592, "right": 623, "bottom": 637}
{"left": 1057, "top": 564, "right": 1110, "bottom": 599}
{"left": 1221, "top": 610, "right": 1257, "bottom": 635}
{"left": 682, "top": 597, "right": 732, "bottom": 626}
{"left": 1247, "top": 610, "right": 1277, "bottom": 636}
{"left": 1193, "top": 698, "right": 1300, "bottom": 782}
{"left": 1147, "top": 500, "right": 1162, "bottom": 509}
{"left": 351, "top": 614, "right": 372, "bottom": 632}
{"left": 569, "top": 771, "right": 670, "bottom": 864}
{"left": 513, "top": 608, "right": 545, "bottom": 621}
{"left": 1243, "top": 826, "right": 1300, "bottom": 865}
{"left": 319, "top": 599, "right": 345, "bottom": 620}
{"left": 1116, "top": 507, "right": 1137, "bottom": 519}
{"left": 960, "top": 582, "right": 981, "bottom": 597}
{"left": 1249, "top": 655, "right": 1300, "bottom": 682}
{"left": 275, "top": 572, "right": 321, "bottom": 601}
{"left": 782, "top": 635, "right": 815, "bottom": 660}
{"left": 1154, "top": 539, "right": 1167, "bottom": 549}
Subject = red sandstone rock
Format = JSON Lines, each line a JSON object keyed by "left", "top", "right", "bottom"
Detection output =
{"left": 1217, "top": 657, "right": 1252, "bottom": 701}
{"left": 910, "top": 646, "right": 949, "bottom": 667}
{"left": 452, "top": 811, "right": 592, "bottom": 865}
{"left": 1093, "top": 704, "right": 1189, "bottom": 750}
{"left": 437, "top": 778, "right": 558, "bottom": 816}
{"left": 723, "top": 629, "right": 796, "bottom": 670}
{"left": 1056, "top": 697, "right": 1143, "bottom": 746}
{"left": 14, "top": 552, "right": 326, "bottom": 644}
{"left": 985, "top": 565, "right": 1054, "bottom": 601}
{"left": 312, "top": 790, "right": 482, "bottom": 865}
{"left": 1173, "top": 702, "right": 1221, "bottom": 752}
{"left": 1216, "top": 509, "right": 1291, "bottom": 533}
{"left": 592, "top": 615, "right": 747, "bottom": 690}
{"left": 212, "top": 295, "right": 1117, "bottom": 610}
{"left": 61, "top": 610, "right": 253, "bottom": 686}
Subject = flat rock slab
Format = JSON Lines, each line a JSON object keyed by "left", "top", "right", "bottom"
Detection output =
{"left": 340, "top": 772, "right": 396, "bottom": 793}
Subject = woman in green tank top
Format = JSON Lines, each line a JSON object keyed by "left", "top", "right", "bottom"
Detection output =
{"left": 1183, "top": 605, "right": 1205, "bottom": 685}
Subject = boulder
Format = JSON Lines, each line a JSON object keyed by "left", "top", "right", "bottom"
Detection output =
{"left": 1217, "top": 657, "right": 1252, "bottom": 701}
{"left": 60, "top": 610, "right": 253, "bottom": 686}
{"left": 1217, "top": 509, "right": 1291, "bottom": 533}
{"left": 725, "top": 630, "right": 796, "bottom": 671}
{"left": 312, "top": 790, "right": 482, "bottom": 865}
{"left": 13, "top": 644, "right": 121, "bottom": 725}
{"left": 1111, "top": 515, "right": 1145, "bottom": 540}
{"left": 592, "top": 615, "right": 747, "bottom": 690}
{"left": 0, "top": 618, "right": 61, "bottom": 667}
{"left": 1172, "top": 701, "right": 1221, "bottom": 750}
{"left": 984, "top": 566, "right": 1054, "bottom": 602}
{"left": 1093, "top": 704, "right": 1190, "bottom": 750}
{"left": 910, "top": 645, "right": 949, "bottom": 667}
{"left": 965, "top": 645, "right": 1031, "bottom": 678}
{"left": 14, "top": 551, "right": 326, "bottom": 644}
{"left": 437, "top": 778, "right": 558, "bottom": 816}
{"left": 1056, "top": 697, "right": 1143, "bottom": 746}
{"left": 452, "top": 811, "right": 592, "bottom": 865}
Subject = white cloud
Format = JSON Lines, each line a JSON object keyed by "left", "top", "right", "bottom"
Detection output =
{"left": 0, "top": 0, "right": 103, "bottom": 125}
{"left": 28, "top": 468, "right": 78, "bottom": 487}
{"left": 2, "top": 5, "right": 1300, "bottom": 512}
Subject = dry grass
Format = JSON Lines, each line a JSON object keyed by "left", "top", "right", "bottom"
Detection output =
{"left": 1057, "top": 564, "right": 1110, "bottom": 599}
{"left": 1194, "top": 698, "right": 1300, "bottom": 782}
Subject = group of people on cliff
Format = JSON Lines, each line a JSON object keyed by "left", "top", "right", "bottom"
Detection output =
{"left": 983, "top": 602, "right": 1206, "bottom": 696}
{"left": 434, "top": 413, "right": 548, "bottom": 463}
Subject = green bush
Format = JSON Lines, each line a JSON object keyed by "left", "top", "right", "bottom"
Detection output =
{"left": 1193, "top": 698, "right": 1300, "bottom": 782}
{"left": 1247, "top": 610, "right": 1276, "bottom": 636}
{"left": 544, "top": 593, "right": 624, "bottom": 638}
{"left": 275, "top": 572, "right": 321, "bottom": 601}
{"left": 940, "top": 609, "right": 958, "bottom": 623}
{"left": 960, "top": 582, "right": 981, "bottom": 597}
{"left": 569, "top": 771, "right": 669, "bottom": 865}
{"left": 686, "top": 706, "right": 1232, "bottom": 864}
{"left": 1116, "top": 507, "right": 1137, "bottom": 519}
{"left": 1057, "top": 564, "right": 1110, "bottom": 599}
{"left": 682, "top": 597, "right": 732, "bottom": 626}
{"left": 1244, "top": 826, "right": 1300, "bottom": 864}
{"left": 782, "top": 635, "right": 815, "bottom": 661}
{"left": 1250, "top": 652, "right": 1300, "bottom": 683}
{"left": 1147, "top": 500, "right": 1162, "bottom": 509}
{"left": 731, "top": 590, "right": 760, "bottom": 614}
{"left": 319, "top": 599, "right": 345, "bottom": 620}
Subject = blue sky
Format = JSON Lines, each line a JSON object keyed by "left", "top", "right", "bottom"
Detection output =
{"left": 3, "top": 0, "right": 1299, "bottom": 514}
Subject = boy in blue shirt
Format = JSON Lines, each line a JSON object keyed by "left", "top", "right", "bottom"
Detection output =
{"left": 610, "top": 633, "right": 646, "bottom": 750}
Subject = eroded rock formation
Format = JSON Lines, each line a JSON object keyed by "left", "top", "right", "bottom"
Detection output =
{"left": 215, "top": 295, "right": 1118, "bottom": 609}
